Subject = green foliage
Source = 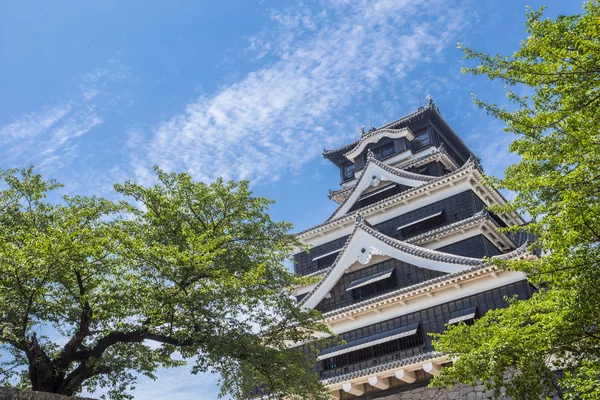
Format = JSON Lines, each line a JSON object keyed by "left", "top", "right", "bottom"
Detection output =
{"left": 0, "top": 166, "right": 330, "bottom": 399}
{"left": 432, "top": 2, "right": 600, "bottom": 399}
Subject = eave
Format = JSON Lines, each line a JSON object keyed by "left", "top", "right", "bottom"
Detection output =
{"left": 297, "top": 159, "right": 524, "bottom": 245}
{"left": 325, "top": 352, "right": 447, "bottom": 390}
{"left": 328, "top": 145, "right": 459, "bottom": 204}
{"left": 298, "top": 217, "right": 490, "bottom": 310}
{"left": 293, "top": 210, "right": 515, "bottom": 297}
{"left": 328, "top": 152, "right": 437, "bottom": 220}
{"left": 343, "top": 127, "right": 415, "bottom": 162}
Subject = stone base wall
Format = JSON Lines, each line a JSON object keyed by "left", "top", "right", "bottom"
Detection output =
{"left": 379, "top": 383, "right": 502, "bottom": 400}
{"left": 378, "top": 383, "right": 561, "bottom": 400}
{"left": 0, "top": 388, "right": 95, "bottom": 400}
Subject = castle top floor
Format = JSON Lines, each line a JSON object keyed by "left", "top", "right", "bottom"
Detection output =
{"left": 323, "top": 99, "right": 474, "bottom": 187}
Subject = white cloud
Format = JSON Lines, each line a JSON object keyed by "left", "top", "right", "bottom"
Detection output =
{"left": 0, "top": 104, "right": 72, "bottom": 142}
{"left": 129, "top": 0, "right": 472, "bottom": 184}
{"left": 0, "top": 61, "right": 133, "bottom": 176}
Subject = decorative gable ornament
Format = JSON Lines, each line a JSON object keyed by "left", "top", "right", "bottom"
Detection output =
{"left": 356, "top": 245, "right": 386, "bottom": 265}
{"left": 370, "top": 174, "right": 383, "bottom": 187}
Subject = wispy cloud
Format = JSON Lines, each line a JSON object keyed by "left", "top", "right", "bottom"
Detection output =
{"left": 128, "top": 0, "right": 473, "bottom": 184}
{"left": 0, "top": 60, "right": 134, "bottom": 176}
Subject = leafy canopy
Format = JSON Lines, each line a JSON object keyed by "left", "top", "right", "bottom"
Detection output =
{"left": 0, "top": 166, "right": 330, "bottom": 399}
{"left": 432, "top": 2, "right": 600, "bottom": 399}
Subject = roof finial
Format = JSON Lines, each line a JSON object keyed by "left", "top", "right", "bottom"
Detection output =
{"left": 366, "top": 148, "right": 375, "bottom": 161}
{"left": 355, "top": 213, "right": 364, "bottom": 224}
{"left": 426, "top": 94, "right": 433, "bottom": 104}
{"left": 361, "top": 125, "right": 366, "bottom": 135}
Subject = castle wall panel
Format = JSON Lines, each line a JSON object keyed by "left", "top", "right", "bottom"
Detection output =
{"left": 317, "top": 280, "right": 532, "bottom": 381}
{"left": 294, "top": 190, "right": 487, "bottom": 276}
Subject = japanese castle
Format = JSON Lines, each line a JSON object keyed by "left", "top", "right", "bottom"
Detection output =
{"left": 292, "top": 99, "right": 535, "bottom": 399}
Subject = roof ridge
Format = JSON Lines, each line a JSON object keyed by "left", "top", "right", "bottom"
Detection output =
{"left": 324, "top": 157, "right": 479, "bottom": 223}
{"left": 320, "top": 241, "right": 531, "bottom": 319}
{"left": 321, "top": 351, "right": 443, "bottom": 385}
{"left": 298, "top": 212, "right": 486, "bottom": 308}
{"left": 323, "top": 104, "right": 434, "bottom": 158}
{"left": 356, "top": 221, "right": 482, "bottom": 265}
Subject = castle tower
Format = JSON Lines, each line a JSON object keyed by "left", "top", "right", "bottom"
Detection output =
{"left": 292, "top": 100, "right": 535, "bottom": 399}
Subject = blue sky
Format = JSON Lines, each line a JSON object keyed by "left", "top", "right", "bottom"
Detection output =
{"left": 0, "top": 1, "right": 584, "bottom": 398}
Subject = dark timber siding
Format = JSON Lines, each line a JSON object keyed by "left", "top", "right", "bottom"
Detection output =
{"left": 294, "top": 190, "right": 488, "bottom": 276}
{"left": 316, "top": 280, "right": 532, "bottom": 381}
{"left": 437, "top": 235, "right": 503, "bottom": 259}
{"left": 314, "top": 258, "right": 447, "bottom": 313}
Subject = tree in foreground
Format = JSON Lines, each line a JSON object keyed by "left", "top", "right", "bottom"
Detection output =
{"left": 0, "top": 166, "right": 330, "bottom": 399}
{"left": 432, "top": 2, "right": 600, "bottom": 399}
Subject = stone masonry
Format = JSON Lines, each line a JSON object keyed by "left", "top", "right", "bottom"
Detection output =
{"left": 0, "top": 388, "right": 95, "bottom": 400}
{"left": 377, "top": 383, "right": 561, "bottom": 400}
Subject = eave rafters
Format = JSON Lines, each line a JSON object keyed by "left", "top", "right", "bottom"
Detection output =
{"left": 324, "top": 351, "right": 447, "bottom": 388}
{"left": 328, "top": 145, "right": 457, "bottom": 204}
{"left": 328, "top": 152, "right": 437, "bottom": 220}
{"left": 343, "top": 127, "right": 415, "bottom": 162}
{"left": 297, "top": 158, "right": 524, "bottom": 242}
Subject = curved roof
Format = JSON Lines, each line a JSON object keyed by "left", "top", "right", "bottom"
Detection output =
{"left": 323, "top": 103, "right": 436, "bottom": 162}
{"left": 328, "top": 151, "right": 437, "bottom": 220}
{"left": 343, "top": 128, "right": 415, "bottom": 162}
{"left": 299, "top": 214, "right": 485, "bottom": 310}
{"left": 325, "top": 157, "right": 478, "bottom": 223}
{"left": 323, "top": 100, "right": 473, "bottom": 166}
{"left": 298, "top": 212, "right": 531, "bottom": 311}
{"left": 328, "top": 145, "right": 459, "bottom": 203}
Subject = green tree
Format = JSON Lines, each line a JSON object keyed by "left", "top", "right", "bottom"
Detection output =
{"left": 432, "top": 2, "right": 600, "bottom": 399}
{"left": 0, "top": 166, "right": 329, "bottom": 399}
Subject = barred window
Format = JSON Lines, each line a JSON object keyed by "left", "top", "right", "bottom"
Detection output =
{"left": 321, "top": 324, "right": 423, "bottom": 371}
{"left": 397, "top": 210, "right": 446, "bottom": 239}
{"left": 343, "top": 163, "right": 356, "bottom": 180}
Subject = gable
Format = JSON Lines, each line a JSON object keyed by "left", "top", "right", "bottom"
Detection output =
{"left": 314, "top": 257, "right": 447, "bottom": 313}
{"left": 330, "top": 157, "right": 436, "bottom": 221}
{"left": 344, "top": 128, "right": 415, "bottom": 162}
{"left": 300, "top": 221, "right": 482, "bottom": 310}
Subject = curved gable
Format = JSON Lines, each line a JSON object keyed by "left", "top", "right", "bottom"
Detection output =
{"left": 344, "top": 128, "right": 415, "bottom": 162}
{"left": 300, "top": 218, "right": 482, "bottom": 310}
{"left": 329, "top": 154, "right": 437, "bottom": 221}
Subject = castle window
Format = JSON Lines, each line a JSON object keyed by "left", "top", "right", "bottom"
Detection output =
{"left": 312, "top": 249, "right": 341, "bottom": 270}
{"left": 348, "top": 183, "right": 408, "bottom": 212}
{"left": 448, "top": 306, "right": 478, "bottom": 325}
{"left": 396, "top": 210, "right": 446, "bottom": 239}
{"left": 320, "top": 323, "right": 423, "bottom": 371}
{"left": 412, "top": 133, "right": 431, "bottom": 151}
{"left": 370, "top": 142, "right": 395, "bottom": 160}
{"left": 347, "top": 269, "right": 397, "bottom": 301}
{"left": 343, "top": 164, "right": 356, "bottom": 180}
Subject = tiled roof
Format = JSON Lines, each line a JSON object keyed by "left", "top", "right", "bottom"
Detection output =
{"left": 304, "top": 267, "right": 332, "bottom": 278}
{"left": 320, "top": 240, "right": 530, "bottom": 320}
{"left": 298, "top": 214, "right": 496, "bottom": 309}
{"left": 297, "top": 157, "right": 523, "bottom": 239}
{"left": 298, "top": 212, "right": 531, "bottom": 310}
{"left": 343, "top": 128, "right": 415, "bottom": 161}
{"left": 405, "top": 209, "right": 515, "bottom": 248}
{"left": 358, "top": 221, "right": 483, "bottom": 265}
{"left": 323, "top": 157, "right": 479, "bottom": 224}
{"left": 323, "top": 103, "right": 435, "bottom": 159}
{"left": 328, "top": 145, "right": 459, "bottom": 201}
{"left": 324, "top": 239, "right": 529, "bottom": 318}
{"left": 327, "top": 152, "right": 438, "bottom": 219}
{"left": 321, "top": 351, "right": 444, "bottom": 385}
